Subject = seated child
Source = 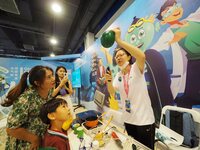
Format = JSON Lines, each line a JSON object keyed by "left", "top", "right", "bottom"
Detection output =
{"left": 39, "top": 98, "right": 73, "bottom": 150}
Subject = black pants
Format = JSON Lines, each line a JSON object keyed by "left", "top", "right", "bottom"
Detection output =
{"left": 124, "top": 123, "right": 155, "bottom": 149}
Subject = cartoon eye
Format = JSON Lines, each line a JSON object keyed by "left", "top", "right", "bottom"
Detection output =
{"left": 167, "top": 7, "right": 174, "bottom": 14}
{"left": 138, "top": 29, "right": 145, "bottom": 39}
{"left": 176, "top": 3, "right": 181, "bottom": 8}
{"left": 130, "top": 34, "right": 137, "bottom": 44}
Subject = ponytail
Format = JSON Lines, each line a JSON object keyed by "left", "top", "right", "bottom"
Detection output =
{"left": 4, "top": 72, "right": 29, "bottom": 106}
{"left": 1, "top": 65, "right": 53, "bottom": 107}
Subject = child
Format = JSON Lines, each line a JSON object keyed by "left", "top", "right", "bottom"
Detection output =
{"left": 39, "top": 98, "right": 73, "bottom": 150}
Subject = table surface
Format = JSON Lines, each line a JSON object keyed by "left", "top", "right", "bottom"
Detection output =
{"left": 68, "top": 126, "right": 151, "bottom": 150}
{"left": 70, "top": 107, "right": 151, "bottom": 150}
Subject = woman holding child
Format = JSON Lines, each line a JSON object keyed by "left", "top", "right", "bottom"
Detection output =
{"left": 5, "top": 65, "right": 55, "bottom": 150}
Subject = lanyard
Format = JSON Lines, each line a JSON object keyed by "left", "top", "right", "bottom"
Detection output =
{"left": 123, "top": 71, "right": 130, "bottom": 97}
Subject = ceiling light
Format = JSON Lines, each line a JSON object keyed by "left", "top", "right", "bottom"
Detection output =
{"left": 50, "top": 53, "right": 55, "bottom": 57}
{"left": 50, "top": 37, "right": 58, "bottom": 45}
{"left": 51, "top": 2, "right": 62, "bottom": 14}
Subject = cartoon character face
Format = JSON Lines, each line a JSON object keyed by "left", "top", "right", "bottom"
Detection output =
{"left": 161, "top": 3, "right": 183, "bottom": 24}
{"left": 125, "top": 18, "right": 155, "bottom": 51}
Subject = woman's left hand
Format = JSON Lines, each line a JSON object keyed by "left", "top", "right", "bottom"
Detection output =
{"left": 112, "top": 28, "right": 121, "bottom": 43}
{"left": 30, "top": 135, "right": 40, "bottom": 150}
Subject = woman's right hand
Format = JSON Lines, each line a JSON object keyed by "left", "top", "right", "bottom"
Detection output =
{"left": 105, "top": 70, "right": 112, "bottom": 82}
{"left": 60, "top": 76, "right": 69, "bottom": 87}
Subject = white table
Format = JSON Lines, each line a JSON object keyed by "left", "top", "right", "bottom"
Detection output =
{"left": 68, "top": 125, "right": 151, "bottom": 150}
{"left": 72, "top": 104, "right": 151, "bottom": 150}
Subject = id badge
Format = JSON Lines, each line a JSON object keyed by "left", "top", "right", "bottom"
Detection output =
{"left": 125, "top": 99, "right": 131, "bottom": 113}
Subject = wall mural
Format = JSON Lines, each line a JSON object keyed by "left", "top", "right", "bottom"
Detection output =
{"left": 79, "top": 0, "right": 200, "bottom": 123}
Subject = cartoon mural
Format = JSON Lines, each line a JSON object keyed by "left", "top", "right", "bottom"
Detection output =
{"left": 81, "top": 52, "right": 98, "bottom": 101}
{"left": 96, "top": 58, "right": 110, "bottom": 106}
{"left": 79, "top": 0, "right": 200, "bottom": 123}
{"left": 0, "top": 73, "right": 11, "bottom": 97}
{"left": 153, "top": 0, "right": 200, "bottom": 108}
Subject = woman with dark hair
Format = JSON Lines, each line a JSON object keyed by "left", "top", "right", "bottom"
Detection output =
{"left": 52, "top": 66, "right": 74, "bottom": 118}
{"left": 5, "top": 65, "right": 55, "bottom": 150}
{"left": 105, "top": 28, "right": 155, "bottom": 149}
{"left": 52, "top": 66, "right": 73, "bottom": 97}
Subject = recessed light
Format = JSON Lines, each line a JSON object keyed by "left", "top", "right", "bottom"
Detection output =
{"left": 50, "top": 37, "right": 58, "bottom": 45}
{"left": 50, "top": 53, "right": 55, "bottom": 57}
{"left": 51, "top": 2, "right": 62, "bottom": 14}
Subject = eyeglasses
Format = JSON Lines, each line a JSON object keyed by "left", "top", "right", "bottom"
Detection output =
{"left": 162, "top": 3, "right": 181, "bottom": 19}
{"left": 128, "top": 18, "right": 153, "bottom": 33}
{"left": 115, "top": 53, "right": 126, "bottom": 59}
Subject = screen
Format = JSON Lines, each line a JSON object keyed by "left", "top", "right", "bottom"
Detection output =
{"left": 72, "top": 68, "right": 81, "bottom": 88}
{"left": 94, "top": 90, "right": 105, "bottom": 108}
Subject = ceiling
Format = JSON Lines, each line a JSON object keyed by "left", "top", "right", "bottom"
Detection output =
{"left": 0, "top": 0, "right": 128, "bottom": 60}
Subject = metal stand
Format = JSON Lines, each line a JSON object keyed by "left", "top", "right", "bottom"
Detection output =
{"left": 74, "top": 88, "right": 85, "bottom": 111}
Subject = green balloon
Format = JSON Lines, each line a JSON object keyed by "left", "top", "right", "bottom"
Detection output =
{"left": 101, "top": 31, "right": 115, "bottom": 48}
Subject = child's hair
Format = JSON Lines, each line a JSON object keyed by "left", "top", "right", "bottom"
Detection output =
{"left": 39, "top": 98, "right": 67, "bottom": 124}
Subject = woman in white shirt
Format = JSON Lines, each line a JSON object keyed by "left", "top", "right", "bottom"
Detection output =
{"left": 105, "top": 28, "right": 155, "bottom": 149}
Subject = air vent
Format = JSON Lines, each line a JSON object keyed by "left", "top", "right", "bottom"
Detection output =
{"left": 0, "top": 0, "right": 20, "bottom": 15}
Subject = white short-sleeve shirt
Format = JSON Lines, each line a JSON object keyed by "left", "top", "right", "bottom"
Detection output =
{"left": 113, "top": 63, "right": 155, "bottom": 125}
